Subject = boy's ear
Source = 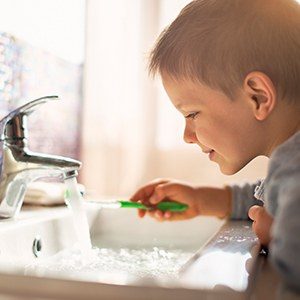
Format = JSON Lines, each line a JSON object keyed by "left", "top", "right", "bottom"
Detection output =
{"left": 243, "top": 72, "right": 276, "bottom": 121}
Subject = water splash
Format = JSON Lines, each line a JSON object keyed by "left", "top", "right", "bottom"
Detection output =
{"left": 64, "top": 177, "right": 92, "bottom": 252}
{"left": 26, "top": 245, "right": 193, "bottom": 281}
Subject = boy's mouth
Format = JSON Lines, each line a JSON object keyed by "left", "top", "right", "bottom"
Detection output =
{"left": 202, "top": 148, "right": 215, "bottom": 160}
{"left": 202, "top": 148, "right": 214, "bottom": 154}
{"left": 208, "top": 150, "right": 215, "bottom": 160}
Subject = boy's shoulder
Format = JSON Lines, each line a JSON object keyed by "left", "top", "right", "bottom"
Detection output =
{"left": 268, "top": 131, "right": 300, "bottom": 179}
{"left": 265, "top": 131, "right": 300, "bottom": 216}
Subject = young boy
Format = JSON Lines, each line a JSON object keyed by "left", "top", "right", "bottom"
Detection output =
{"left": 130, "top": 0, "right": 300, "bottom": 291}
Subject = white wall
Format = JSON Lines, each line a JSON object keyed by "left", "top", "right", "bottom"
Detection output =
{"left": 0, "top": 0, "right": 85, "bottom": 64}
{"left": 82, "top": 0, "right": 269, "bottom": 198}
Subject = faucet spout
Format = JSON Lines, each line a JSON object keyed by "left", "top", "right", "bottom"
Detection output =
{"left": 0, "top": 96, "right": 82, "bottom": 219}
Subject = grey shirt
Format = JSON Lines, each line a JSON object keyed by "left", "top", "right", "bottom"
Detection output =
{"left": 230, "top": 131, "right": 300, "bottom": 290}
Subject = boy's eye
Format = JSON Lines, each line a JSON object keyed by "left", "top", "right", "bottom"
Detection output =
{"left": 185, "top": 112, "right": 199, "bottom": 120}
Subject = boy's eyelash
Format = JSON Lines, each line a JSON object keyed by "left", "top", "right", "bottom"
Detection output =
{"left": 185, "top": 112, "right": 199, "bottom": 119}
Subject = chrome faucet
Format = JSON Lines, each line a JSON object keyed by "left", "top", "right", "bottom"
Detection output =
{"left": 0, "top": 96, "right": 81, "bottom": 219}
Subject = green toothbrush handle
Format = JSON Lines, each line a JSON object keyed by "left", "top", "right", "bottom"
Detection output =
{"left": 156, "top": 201, "right": 188, "bottom": 212}
{"left": 119, "top": 201, "right": 188, "bottom": 212}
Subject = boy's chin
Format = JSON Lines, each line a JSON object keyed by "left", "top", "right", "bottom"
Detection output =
{"left": 218, "top": 162, "right": 244, "bottom": 175}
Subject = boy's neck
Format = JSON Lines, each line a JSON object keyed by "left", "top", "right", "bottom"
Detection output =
{"left": 265, "top": 103, "right": 300, "bottom": 157}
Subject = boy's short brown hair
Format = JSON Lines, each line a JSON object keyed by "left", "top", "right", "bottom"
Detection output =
{"left": 149, "top": 0, "right": 300, "bottom": 102}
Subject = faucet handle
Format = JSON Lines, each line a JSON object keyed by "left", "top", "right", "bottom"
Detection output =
{"left": 0, "top": 95, "right": 59, "bottom": 141}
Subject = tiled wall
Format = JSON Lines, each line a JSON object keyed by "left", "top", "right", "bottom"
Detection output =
{"left": 0, "top": 32, "right": 82, "bottom": 160}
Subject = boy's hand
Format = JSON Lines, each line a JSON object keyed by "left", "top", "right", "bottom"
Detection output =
{"left": 130, "top": 179, "right": 200, "bottom": 221}
{"left": 130, "top": 179, "right": 231, "bottom": 221}
{"left": 248, "top": 205, "right": 274, "bottom": 246}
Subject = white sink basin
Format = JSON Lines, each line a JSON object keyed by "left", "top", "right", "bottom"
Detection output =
{"left": 0, "top": 205, "right": 260, "bottom": 300}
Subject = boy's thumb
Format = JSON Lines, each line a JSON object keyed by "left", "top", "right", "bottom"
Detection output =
{"left": 149, "top": 184, "right": 168, "bottom": 204}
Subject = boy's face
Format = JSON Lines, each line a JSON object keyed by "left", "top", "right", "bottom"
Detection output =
{"left": 162, "top": 74, "right": 261, "bottom": 175}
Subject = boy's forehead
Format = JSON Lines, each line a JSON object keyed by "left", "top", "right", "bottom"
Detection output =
{"left": 162, "top": 74, "right": 219, "bottom": 106}
{"left": 162, "top": 73, "right": 238, "bottom": 112}
{"left": 162, "top": 74, "right": 202, "bottom": 95}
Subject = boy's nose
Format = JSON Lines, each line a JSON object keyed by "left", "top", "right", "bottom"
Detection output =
{"left": 183, "top": 123, "right": 197, "bottom": 144}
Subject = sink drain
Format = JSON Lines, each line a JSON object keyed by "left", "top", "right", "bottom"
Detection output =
{"left": 32, "top": 236, "right": 42, "bottom": 257}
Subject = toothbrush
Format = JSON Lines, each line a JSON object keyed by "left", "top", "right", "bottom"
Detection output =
{"left": 64, "top": 190, "right": 188, "bottom": 212}
{"left": 87, "top": 200, "right": 188, "bottom": 212}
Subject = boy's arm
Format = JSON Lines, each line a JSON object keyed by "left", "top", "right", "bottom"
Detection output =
{"left": 269, "top": 174, "right": 300, "bottom": 291}
{"left": 193, "top": 186, "right": 232, "bottom": 219}
{"left": 229, "top": 180, "right": 264, "bottom": 220}
{"left": 194, "top": 181, "right": 263, "bottom": 219}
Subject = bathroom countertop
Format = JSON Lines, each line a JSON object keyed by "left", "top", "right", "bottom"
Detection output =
{"left": 180, "top": 220, "right": 300, "bottom": 299}
{"left": 0, "top": 207, "right": 299, "bottom": 300}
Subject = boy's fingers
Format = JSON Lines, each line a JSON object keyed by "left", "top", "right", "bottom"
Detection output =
{"left": 147, "top": 210, "right": 164, "bottom": 222}
{"left": 130, "top": 179, "right": 169, "bottom": 202}
{"left": 149, "top": 182, "right": 181, "bottom": 204}
{"left": 146, "top": 210, "right": 188, "bottom": 222}
{"left": 248, "top": 205, "right": 262, "bottom": 220}
{"left": 138, "top": 209, "right": 146, "bottom": 218}
{"left": 155, "top": 210, "right": 163, "bottom": 219}
{"left": 164, "top": 211, "right": 172, "bottom": 218}
{"left": 130, "top": 188, "right": 151, "bottom": 202}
